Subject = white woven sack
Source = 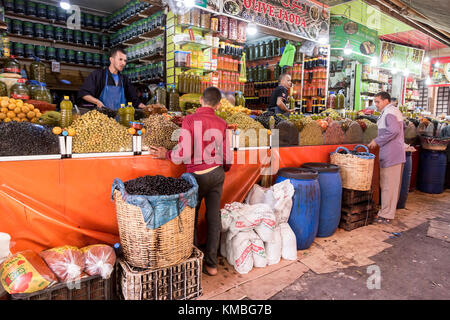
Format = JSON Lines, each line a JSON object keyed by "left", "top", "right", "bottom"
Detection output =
{"left": 265, "top": 226, "right": 282, "bottom": 265}
{"left": 280, "top": 223, "right": 297, "bottom": 261}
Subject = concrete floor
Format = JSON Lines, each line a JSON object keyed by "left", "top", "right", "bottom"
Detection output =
{"left": 270, "top": 221, "right": 450, "bottom": 300}
{"left": 201, "top": 190, "right": 450, "bottom": 300}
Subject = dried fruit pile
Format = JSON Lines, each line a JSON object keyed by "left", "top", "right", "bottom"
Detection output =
{"left": 0, "top": 121, "right": 59, "bottom": 156}
{"left": 142, "top": 114, "right": 181, "bottom": 150}
{"left": 69, "top": 110, "right": 132, "bottom": 153}
{"left": 124, "top": 175, "right": 193, "bottom": 196}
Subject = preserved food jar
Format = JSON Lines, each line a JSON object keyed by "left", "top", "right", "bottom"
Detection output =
{"left": 0, "top": 80, "right": 7, "bottom": 96}
{"left": 56, "top": 48, "right": 66, "bottom": 62}
{"left": 229, "top": 18, "right": 237, "bottom": 41}
{"left": 55, "top": 27, "right": 64, "bottom": 41}
{"left": 12, "top": 19, "right": 23, "bottom": 35}
{"left": 75, "top": 51, "right": 85, "bottom": 64}
{"left": 45, "top": 25, "right": 54, "bottom": 40}
{"left": 14, "top": 0, "right": 25, "bottom": 14}
{"left": 60, "top": 96, "right": 73, "bottom": 128}
{"left": 47, "top": 5, "right": 57, "bottom": 20}
{"left": 4, "top": 57, "right": 21, "bottom": 74}
{"left": 56, "top": 7, "right": 66, "bottom": 22}
{"left": 190, "top": 9, "right": 201, "bottom": 27}
{"left": 74, "top": 30, "right": 82, "bottom": 44}
{"left": 24, "top": 44, "right": 35, "bottom": 58}
{"left": 168, "top": 85, "right": 180, "bottom": 111}
{"left": 10, "top": 79, "right": 30, "bottom": 100}
{"left": 46, "top": 47, "right": 56, "bottom": 61}
{"left": 155, "top": 83, "right": 166, "bottom": 106}
{"left": 218, "top": 16, "right": 228, "bottom": 38}
{"left": 23, "top": 21, "right": 34, "bottom": 36}
{"left": 30, "top": 57, "right": 46, "bottom": 82}
{"left": 26, "top": 1, "right": 37, "bottom": 16}
{"left": 32, "top": 82, "right": 52, "bottom": 103}
{"left": 65, "top": 28, "right": 74, "bottom": 42}
{"left": 13, "top": 42, "right": 24, "bottom": 57}
{"left": 83, "top": 32, "right": 91, "bottom": 46}
{"left": 237, "top": 21, "right": 246, "bottom": 43}
{"left": 200, "top": 12, "right": 211, "bottom": 29}
{"left": 85, "top": 52, "right": 93, "bottom": 65}
{"left": 93, "top": 53, "right": 101, "bottom": 66}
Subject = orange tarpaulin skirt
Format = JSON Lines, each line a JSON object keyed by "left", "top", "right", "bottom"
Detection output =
{"left": 0, "top": 145, "right": 379, "bottom": 253}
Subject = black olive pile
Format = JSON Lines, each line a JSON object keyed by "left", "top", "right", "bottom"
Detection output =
{"left": 124, "top": 175, "right": 193, "bottom": 196}
{"left": 0, "top": 121, "right": 60, "bottom": 156}
{"left": 95, "top": 107, "right": 117, "bottom": 119}
{"left": 255, "top": 112, "right": 284, "bottom": 129}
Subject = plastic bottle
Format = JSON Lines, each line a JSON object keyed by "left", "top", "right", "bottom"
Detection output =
{"left": 155, "top": 83, "right": 167, "bottom": 106}
{"left": 337, "top": 90, "right": 345, "bottom": 110}
{"left": 118, "top": 104, "right": 126, "bottom": 126}
{"left": 168, "top": 85, "right": 180, "bottom": 111}
{"left": 60, "top": 96, "right": 73, "bottom": 128}
{"left": 124, "top": 102, "right": 135, "bottom": 127}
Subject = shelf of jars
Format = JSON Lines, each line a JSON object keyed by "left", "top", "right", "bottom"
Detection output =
{"left": 108, "top": 5, "right": 163, "bottom": 32}
{"left": 7, "top": 33, "right": 106, "bottom": 52}
{"left": 128, "top": 52, "right": 164, "bottom": 64}
{"left": 176, "top": 41, "right": 211, "bottom": 50}
{"left": 15, "top": 57, "right": 100, "bottom": 70}
{"left": 121, "top": 27, "right": 165, "bottom": 46}
{"left": 4, "top": 12, "right": 104, "bottom": 35}
{"left": 362, "top": 78, "right": 389, "bottom": 85}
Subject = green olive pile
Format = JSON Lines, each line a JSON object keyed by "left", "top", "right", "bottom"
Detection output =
{"left": 227, "top": 113, "right": 269, "bottom": 148}
{"left": 142, "top": 115, "right": 181, "bottom": 151}
{"left": 69, "top": 110, "right": 132, "bottom": 153}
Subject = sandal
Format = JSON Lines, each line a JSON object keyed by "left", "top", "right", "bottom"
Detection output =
{"left": 375, "top": 217, "right": 391, "bottom": 224}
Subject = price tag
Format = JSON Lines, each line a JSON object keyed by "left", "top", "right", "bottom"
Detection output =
{"left": 52, "top": 61, "right": 61, "bottom": 73}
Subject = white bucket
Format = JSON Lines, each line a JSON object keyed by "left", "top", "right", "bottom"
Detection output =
{"left": 0, "top": 233, "right": 11, "bottom": 263}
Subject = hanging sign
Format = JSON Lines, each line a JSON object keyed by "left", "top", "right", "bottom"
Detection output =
{"left": 428, "top": 57, "right": 450, "bottom": 87}
{"left": 218, "top": 0, "right": 330, "bottom": 42}
{"left": 330, "top": 16, "right": 379, "bottom": 57}
{"left": 379, "top": 41, "right": 424, "bottom": 75}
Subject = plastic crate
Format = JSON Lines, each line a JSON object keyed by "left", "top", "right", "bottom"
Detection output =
{"left": 116, "top": 246, "right": 203, "bottom": 300}
{"left": 11, "top": 275, "right": 113, "bottom": 300}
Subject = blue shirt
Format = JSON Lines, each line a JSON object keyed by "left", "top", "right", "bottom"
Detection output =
{"left": 112, "top": 73, "right": 119, "bottom": 85}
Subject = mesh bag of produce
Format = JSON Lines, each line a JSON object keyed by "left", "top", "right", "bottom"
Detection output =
{"left": 323, "top": 121, "right": 345, "bottom": 145}
{"left": 142, "top": 114, "right": 181, "bottom": 150}
{"left": 81, "top": 244, "right": 116, "bottom": 279}
{"left": 39, "top": 246, "right": 85, "bottom": 282}
{"left": 0, "top": 250, "right": 57, "bottom": 294}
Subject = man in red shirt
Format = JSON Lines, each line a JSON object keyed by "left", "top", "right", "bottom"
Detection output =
{"left": 150, "top": 87, "right": 232, "bottom": 276}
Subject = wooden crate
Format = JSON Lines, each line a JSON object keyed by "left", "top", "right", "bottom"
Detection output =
{"left": 341, "top": 201, "right": 374, "bottom": 215}
{"left": 342, "top": 188, "right": 373, "bottom": 206}
{"left": 339, "top": 214, "right": 376, "bottom": 231}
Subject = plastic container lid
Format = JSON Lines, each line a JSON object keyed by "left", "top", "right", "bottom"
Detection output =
{"left": 301, "top": 162, "right": 339, "bottom": 173}
{"left": 64, "top": 96, "right": 69, "bottom": 99}
{"left": 277, "top": 167, "right": 318, "bottom": 180}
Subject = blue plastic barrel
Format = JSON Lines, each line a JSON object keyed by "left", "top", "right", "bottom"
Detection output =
{"left": 275, "top": 168, "right": 320, "bottom": 250}
{"left": 397, "top": 152, "right": 412, "bottom": 209}
{"left": 302, "top": 163, "right": 342, "bottom": 237}
{"left": 418, "top": 150, "right": 447, "bottom": 194}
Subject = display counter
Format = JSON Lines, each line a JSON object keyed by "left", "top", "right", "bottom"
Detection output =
{"left": 0, "top": 145, "right": 379, "bottom": 252}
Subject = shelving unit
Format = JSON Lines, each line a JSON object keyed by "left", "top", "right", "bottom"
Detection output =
{"left": 108, "top": 5, "right": 163, "bottom": 32}
{"left": 128, "top": 52, "right": 164, "bottom": 64}
{"left": 7, "top": 33, "right": 105, "bottom": 52}
{"left": 121, "top": 27, "right": 165, "bottom": 47}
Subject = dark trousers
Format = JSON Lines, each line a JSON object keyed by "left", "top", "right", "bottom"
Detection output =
{"left": 192, "top": 166, "right": 225, "bottom": 268}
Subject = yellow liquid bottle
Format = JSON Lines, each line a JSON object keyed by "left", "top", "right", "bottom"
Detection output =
{"left": 124, "top": 102, "right": 135, "bottom": 127}
{"left": 118, "top": 103, "right": 126, "bottom": 126}
{"left": 60, "top": 96, "right": 73, "bottom": 128}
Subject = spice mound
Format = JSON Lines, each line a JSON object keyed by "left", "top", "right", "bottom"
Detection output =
{"left": 142, "top": 114, "right": 181, "bottom": 150}
{"left": 124, "top": 175, "right": 193, "bottom": 196}
{"left": 299, "top": 121, "right": 323, "bottom": 146}
{"left": 323, "top": 121, "right": 345, "bottom": 145}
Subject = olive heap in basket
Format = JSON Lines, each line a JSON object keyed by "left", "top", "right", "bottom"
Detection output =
{"left": 0, "top": 97, "right": 42, "bottom": 123}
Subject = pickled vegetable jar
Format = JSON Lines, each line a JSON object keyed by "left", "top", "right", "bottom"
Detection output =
{"left": 10, "top": 79, "right": 30, "bottom": 100}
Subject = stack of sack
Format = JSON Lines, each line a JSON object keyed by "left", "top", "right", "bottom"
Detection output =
{"left": 220, "top": 180, "right": 297, "bottom": 274}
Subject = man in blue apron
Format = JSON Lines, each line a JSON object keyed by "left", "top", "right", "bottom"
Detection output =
{"left": 77, "top": 47, "right": 146, "bottom": 111}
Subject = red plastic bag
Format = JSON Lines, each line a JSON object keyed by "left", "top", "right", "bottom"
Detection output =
{"left": 40, "top": 246, "right": 85, "bottom": 282}
{"left": 0, "top": 250, "right": 57, "bottom": 294}
{"left": 81, "top": 245, "right": 116, "bottom": 279}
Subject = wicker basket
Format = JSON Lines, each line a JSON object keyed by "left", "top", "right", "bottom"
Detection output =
{"left": 330, "top": 145, "right": 375, "bottom": 191}
{"left": 113, "top": 189, "right": 195, "bottom": 269}
{"left": 116, "top": 247, "right": 203, "bottom": 300}
{"left": 420, "top": 135, "right": 450, "bottom": 151}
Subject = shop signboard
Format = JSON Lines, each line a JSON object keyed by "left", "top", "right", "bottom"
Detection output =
{"left": 428, "top": 57, "right": 450, "bottom": 87}
{"left": 195, "top": 0, "right": 221, "bottom": 12}
{"left": 212, "top": 0, "right": 330, "bottom": 43}
{"left": 330, "top": 16, "right": 379, "bottom": 57}
{"left": 379, "top": 41, "right": 424, "bottom": 76}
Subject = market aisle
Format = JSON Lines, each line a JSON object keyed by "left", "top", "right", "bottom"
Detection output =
{"left": 200, "top": 190, "right": 450, "bottom": 300}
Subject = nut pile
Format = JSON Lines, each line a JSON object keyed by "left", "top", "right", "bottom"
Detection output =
{"left": 227, "top": 113, "right": 269, "bottom": 147}
{"left": 323, "top": 121, "right": 345, "bottom": 145}
{"left": 69, "top": 110, "right": 132, "bottom": 153}
{"left": 0, "top": 121, "right": 59, "bottom": 156}
{"left": 142, "top": 114, "right": 181, "bottom": 150}
{"left": 124, "top": 175, "right": 193, "bottom": 196}
{"left": 299, "top": 121, "right": 323, "bottom": 146}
